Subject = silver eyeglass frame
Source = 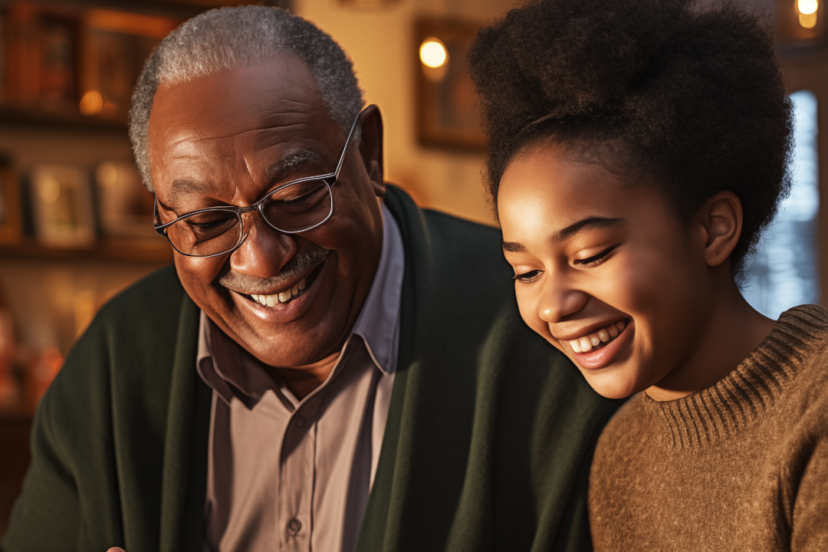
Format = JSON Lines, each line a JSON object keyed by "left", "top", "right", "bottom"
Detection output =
{"left": 153, "top": 108, "right": 364, "bottom": 258}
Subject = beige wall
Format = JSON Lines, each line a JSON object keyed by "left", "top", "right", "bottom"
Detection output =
{"left": 294, "top": 0, "right": 518, "bottom": 226}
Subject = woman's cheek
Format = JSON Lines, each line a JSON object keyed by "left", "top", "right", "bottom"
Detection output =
{"left": 515, "top": 285, "right": 550, "bottom": 341}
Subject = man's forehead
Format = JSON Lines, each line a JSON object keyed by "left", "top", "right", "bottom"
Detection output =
{"left": 148, "top": 57, "right": 345, "bottom": 200}
{"left": 148, "top": 55, "right": 337, "bottom": 151}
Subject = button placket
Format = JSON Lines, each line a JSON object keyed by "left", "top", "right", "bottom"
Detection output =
{"left": 279, "top": 398, "right": 321, "bottom": 552}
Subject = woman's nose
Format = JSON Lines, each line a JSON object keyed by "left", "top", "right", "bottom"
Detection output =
{"left": 537, "top": 279, "right": 589, "bottom": 324}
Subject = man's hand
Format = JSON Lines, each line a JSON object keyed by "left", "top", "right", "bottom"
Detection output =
{"left": 106, "top": 548, "right": 125, "bottom": 551}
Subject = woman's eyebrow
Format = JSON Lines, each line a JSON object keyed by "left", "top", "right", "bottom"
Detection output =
{"left": 502, "top": 217, "right": 625, "bottom": 253}
{"left": 553, "top": 217, "right": 625, "bottom": 242}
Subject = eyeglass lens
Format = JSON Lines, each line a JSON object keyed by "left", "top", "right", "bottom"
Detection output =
{"left": 165, "top": 179, "right": 332, "bottom": 256}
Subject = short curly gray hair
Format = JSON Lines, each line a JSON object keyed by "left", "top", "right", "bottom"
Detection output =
{"left": 129, "top": 6, "right": 364, "bottom": 192}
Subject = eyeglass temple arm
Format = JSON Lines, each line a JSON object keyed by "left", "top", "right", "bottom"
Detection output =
{"left": 331, "top": 109, "right": 364, "bottom": 185}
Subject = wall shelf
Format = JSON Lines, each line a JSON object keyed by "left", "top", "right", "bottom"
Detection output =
{"left": 0, "top": 104, "right": 127, "bottom": 132}
{"left": 0, "top": 238, "right": 172, "bottom": 264}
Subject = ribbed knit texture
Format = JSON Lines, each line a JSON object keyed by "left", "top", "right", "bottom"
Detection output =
{"left": 589, "top": 305, "right": 828, "bottom": 551}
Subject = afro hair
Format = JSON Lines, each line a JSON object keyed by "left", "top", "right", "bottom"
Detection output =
{"left": 467, "top": 0, "right": 793, "bottom": 277}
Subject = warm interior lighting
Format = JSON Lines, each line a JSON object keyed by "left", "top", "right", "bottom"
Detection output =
{"left": 798, "top": 0, "right": 818, "bottom": 15}
{"left": 79, "top": 90, "right": 104, "bottom": 116}
{"left": 38, "top": 178, "right": 61, "bottom": 204}
{"left": 420, "top": 38, "right": 448, "bottom": 69}
{"left": 96, "top": 163, "right": 119, "bottom": 187}
{"left": 800, "top": 12, "right": 818, "bottom": 27}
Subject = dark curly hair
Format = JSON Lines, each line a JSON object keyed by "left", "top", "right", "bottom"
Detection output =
{"left": 467, "top": 0, "right": 793, "bottom": 277}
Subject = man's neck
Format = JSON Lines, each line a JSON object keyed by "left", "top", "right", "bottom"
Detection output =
{"left": 276, "top": 351, "right": 342, "bottom": 400}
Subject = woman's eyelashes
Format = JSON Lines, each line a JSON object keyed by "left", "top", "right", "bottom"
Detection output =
{"left": 513, "top": 270, "right": 542, "bottom": 283}
{"left": 512, "top": 244, "right": 622, "bottom": 283}
{"left": 573, "top": 244, "right": 620, "bottom": 267}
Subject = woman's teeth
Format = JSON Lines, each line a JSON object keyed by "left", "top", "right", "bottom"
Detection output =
{"left": 250, "top": 277, "right": 307, "bottom": 307}
{"left": 569, "top": 320, "right": 627, "bottom": 353}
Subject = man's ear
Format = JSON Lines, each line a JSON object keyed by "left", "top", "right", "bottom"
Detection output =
{"left": 699, "top": 190, "right": 743, "bottom": 268}
{"left": 358, "top": 104, "right": 385, "bottom": 200}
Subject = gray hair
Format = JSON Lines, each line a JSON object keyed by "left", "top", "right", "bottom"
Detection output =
{"left": 129, "top": 6, "right": 364, "bottom": 192}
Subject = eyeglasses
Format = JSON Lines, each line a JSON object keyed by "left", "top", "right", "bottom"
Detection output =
{"left": 153, "top": 109, "right": 363, "bottom": 258}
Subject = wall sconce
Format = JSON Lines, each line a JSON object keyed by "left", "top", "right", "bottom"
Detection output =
{"left": 798, "top": 0, "right": 819, "bottom": 28}
{"left": 419, "top": 38, "right": 449, "bottom": 82}
{"left": 776, "top": 0, "right": 823, "bottom": 45}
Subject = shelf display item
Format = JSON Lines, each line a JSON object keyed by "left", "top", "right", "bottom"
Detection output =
{"left": 80, "top": 9, "right": 179, "bottom": 120}
{"left": 0, "top": 156, "right": 22, "bottom": 245}
{"left": 29, "top": 164, "right": 95, "bottom": 248}
{"left": 3, "top": 3, "right": 80, "bottom": 106}
{"left": 95, "top": 161, "right": 157, "bottom": 239}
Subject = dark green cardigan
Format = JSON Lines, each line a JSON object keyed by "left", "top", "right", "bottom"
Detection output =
{"left": 2, "top": 186, "right": 620, "bottom": 552}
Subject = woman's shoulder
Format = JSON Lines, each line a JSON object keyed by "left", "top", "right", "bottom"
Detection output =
{"left": 592, "top": 393, "right": 654, "bottom": 463}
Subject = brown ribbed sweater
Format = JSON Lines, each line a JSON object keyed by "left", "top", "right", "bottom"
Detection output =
{"left": 589, "top": 305, "right": 828, "bottom": 551}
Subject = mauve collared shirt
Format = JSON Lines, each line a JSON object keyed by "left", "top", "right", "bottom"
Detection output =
{"left": 196, "top": 203, "right": 404, "bottom": 552}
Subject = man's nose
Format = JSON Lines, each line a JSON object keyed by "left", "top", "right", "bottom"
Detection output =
{"left": 229, "top": 212, "right": 296, "bottom": 278}
{"left": 537, "top": 276, "right": 589, "bottom": 324}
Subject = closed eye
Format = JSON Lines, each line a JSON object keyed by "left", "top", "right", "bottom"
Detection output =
{"left": 574, "top": 244, "right": 620, "bottom": 266}
{"left": 512, "top": 270, "right": 542, "bottom": 283}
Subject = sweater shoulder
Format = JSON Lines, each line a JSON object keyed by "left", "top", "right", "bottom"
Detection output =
{"left": 593, "top": 393, "right": 652, "bottom": 463}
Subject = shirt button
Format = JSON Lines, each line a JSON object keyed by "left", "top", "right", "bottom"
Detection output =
{"left": 296, "top": 417, "right": 306, "bottom": 428}
{"left": 287, "top": 518, "right": 302, "bottom": 535}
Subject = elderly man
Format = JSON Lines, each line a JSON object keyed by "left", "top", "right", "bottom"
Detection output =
{"left": 1, "top": 7, "right": 617, "bottom": 552}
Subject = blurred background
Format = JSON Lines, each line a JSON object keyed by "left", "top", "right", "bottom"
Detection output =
{"left": 0, "top": 0, "right": 826, "bottom": 537}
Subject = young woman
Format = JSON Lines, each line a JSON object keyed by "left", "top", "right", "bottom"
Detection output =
{"left": 468, "top": 0, "right": 828, "bottom": 549}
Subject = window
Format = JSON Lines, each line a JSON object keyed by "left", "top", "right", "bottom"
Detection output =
{"left": 742, "top": 90, "right": 820, "bottom": 318}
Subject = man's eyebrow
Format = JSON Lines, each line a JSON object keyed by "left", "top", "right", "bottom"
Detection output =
{"left": 501, "top": 217, "right": 625, "bottom": 253}
{"left": 171, "top": 178, "right": 214, "bottom": 203}
{"left": 265, "top": 150, "right": 325, "bottom": 185}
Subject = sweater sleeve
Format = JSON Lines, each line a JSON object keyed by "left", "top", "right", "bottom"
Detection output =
{"left": 791, "top": 429, "right": 828, "bottom": 551}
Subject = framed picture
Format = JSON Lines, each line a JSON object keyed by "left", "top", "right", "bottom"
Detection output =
{"left": 30, "top": 164, "right": 95, "bottom": 248}
{"left": 0, "top": 157, "right": 22, "bottom": 245}
{"left": 95, "top": 161, "right": 157, "bottom": 239}
{"left": 79, "top": 9, "right": 179, "bottom": 120}
{"left": 415, "top": 18, "right": 486, "bottom": 151}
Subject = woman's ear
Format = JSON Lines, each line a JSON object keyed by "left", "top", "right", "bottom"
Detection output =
{"left": 699, "top": 191, "right": 743, "bottom": 267}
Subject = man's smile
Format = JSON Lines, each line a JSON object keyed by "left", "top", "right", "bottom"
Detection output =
{"left": 246, "top": 258, "right": 326, "bottom": 307}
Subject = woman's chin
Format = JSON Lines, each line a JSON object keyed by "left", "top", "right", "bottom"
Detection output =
{"left": 580, "top": 367, "right": 642, "bottom": 400}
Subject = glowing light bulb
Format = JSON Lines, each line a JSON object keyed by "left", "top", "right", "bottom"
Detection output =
{"left": 80, "top": 90, "right": 104, "bottom": 116}
{"left": 420, "top": 38, "right": 448, "bottom": 69}
{"left": 798, "top": 0, "right": 818, "bottom": 15}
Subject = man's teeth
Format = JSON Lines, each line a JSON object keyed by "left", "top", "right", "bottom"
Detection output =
{"left": 569, "top": 320, "right": 627, "bottom": 354}
{"left": 250, "top": 277, "right": 308, "bottom": 307}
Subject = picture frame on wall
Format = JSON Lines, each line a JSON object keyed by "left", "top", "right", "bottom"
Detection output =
{"left": 0, "top": 157, "right": 22, "bottom": 245}
{"left": 94, "top": 161, "right": 157, "bottom": 239}
{"left": 415, "top": 18, "right": 486, "bottom": 151}
{"left": 30, "top": 164, "right": 95, "bottom": 248}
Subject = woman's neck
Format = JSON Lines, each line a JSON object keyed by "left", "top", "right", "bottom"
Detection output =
{"left": 646, "top": 278, "right": 777, "bottom": 402}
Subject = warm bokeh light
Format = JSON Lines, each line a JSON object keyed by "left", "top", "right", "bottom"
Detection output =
{"left": 96, "top": 163, "right": 119, "bottom": 187}
{"left": 79, "top": 90, "right": 104, "bottom": 116}
{"left": 798, "top": 0, "right": 818, "bottom": 15}
{"left": 37, "top": 178, "right": 61, "bottom": 204}
{"left": 800, "top": 12, "right": 818, "bottom": 27}
{"left": 420, "top": 38, "right": 448, "bottom": 69}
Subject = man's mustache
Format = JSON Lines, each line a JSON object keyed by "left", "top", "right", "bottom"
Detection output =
{"left": 218, "top": 247, "right": 329, "bottom": 295}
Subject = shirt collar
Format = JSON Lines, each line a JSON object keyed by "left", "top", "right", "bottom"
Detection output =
{"left": 196, "top": 201, "right": 405, "bottom": 401}
{"left": 350, "top": 202, "right": 404, "bottom": 375}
